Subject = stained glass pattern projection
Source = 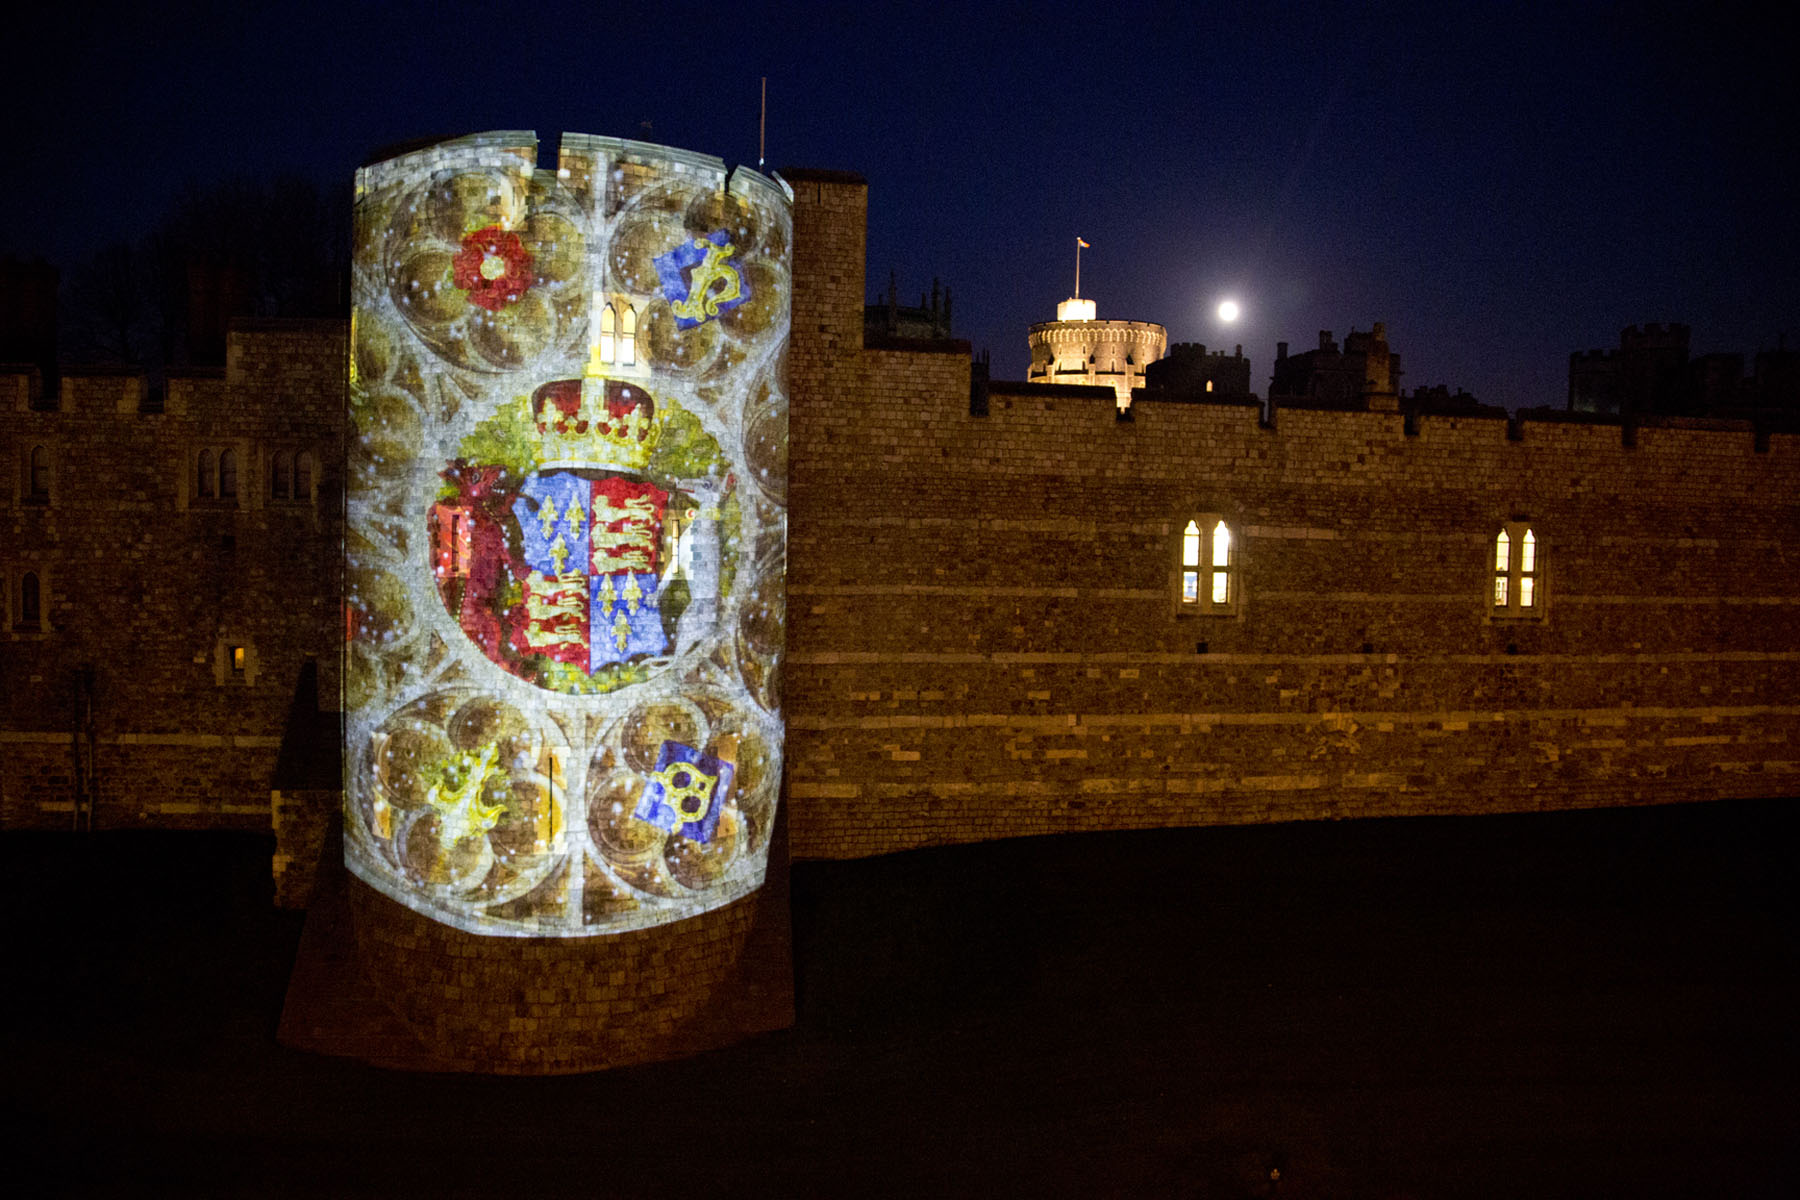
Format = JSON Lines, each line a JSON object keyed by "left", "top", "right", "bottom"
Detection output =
{"left": 347, "top": 133, "right": 790, "bottom": 936}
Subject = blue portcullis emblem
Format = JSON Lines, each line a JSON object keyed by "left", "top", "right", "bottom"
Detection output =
{"left": 634, "top": 740, "right": 735, "bottom": 842}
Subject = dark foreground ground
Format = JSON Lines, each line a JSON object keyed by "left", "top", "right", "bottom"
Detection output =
{"left": 3, "top": 800, "right": 1795, "bottom": 1199}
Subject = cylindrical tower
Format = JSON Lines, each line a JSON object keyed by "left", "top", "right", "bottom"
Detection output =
{"left": 1027, "top": 297, "right": 1167, "bottom": 408}
{"left": 334, "top": 130, "right": 793, "bottom": 1072}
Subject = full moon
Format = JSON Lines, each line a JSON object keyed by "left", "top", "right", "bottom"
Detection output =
{"left": 1217, "top": 300, "right": 1240, "bottom": 322}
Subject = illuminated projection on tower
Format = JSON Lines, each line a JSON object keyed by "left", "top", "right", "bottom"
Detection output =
{"left": 346, "top": 133, "right": 790, "bottom": 936}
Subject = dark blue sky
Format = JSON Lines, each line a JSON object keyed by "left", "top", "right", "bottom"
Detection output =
{"left": 17, "top": 0, "right": 1796, "bottom": 407}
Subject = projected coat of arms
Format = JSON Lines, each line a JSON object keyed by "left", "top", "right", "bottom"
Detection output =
{"left": 346, "top": 133, "right": 789, "bottom": 936}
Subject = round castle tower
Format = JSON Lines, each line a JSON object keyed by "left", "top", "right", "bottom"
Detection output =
{"left": 1027, "top": 296, "right": 1167, "bottom": 409}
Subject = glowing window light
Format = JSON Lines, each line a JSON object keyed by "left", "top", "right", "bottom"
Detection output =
{"left": 1520, "top": 528, "right": 1537, "bottom": 606}
{"left": 1182, "top": 520, "right": 1200, "bottom": 601}
{"left": 1211, "top": 520, "right": 1232, "bottom": 605}
{"left": 1180, "top": 517, "right": 1235, "bottom": 610}
{"left": 620, "top": 304, "right": 637, "bottom": 366}
{"left": 599, "top": 302, "right": 617, "bottom": 364}
{"left": 1494, "top": 524, "right": 1541, "bottom": 614}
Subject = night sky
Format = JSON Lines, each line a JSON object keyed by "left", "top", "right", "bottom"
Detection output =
{"left": 16, "top": 0, "right": 1797, "bottom": 408}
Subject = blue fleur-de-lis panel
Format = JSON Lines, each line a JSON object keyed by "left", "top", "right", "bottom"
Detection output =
{"left": 498, "top": 471, "right": 670, "bottom": 674}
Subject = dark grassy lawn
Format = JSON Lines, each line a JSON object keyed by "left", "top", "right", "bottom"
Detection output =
{"left": 3, "top": 799, "right": 1794, "bottom": 1198}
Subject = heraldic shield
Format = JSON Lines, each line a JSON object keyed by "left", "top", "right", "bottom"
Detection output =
{"left": 346, "top": 132, "right": 789, "bottom": 938}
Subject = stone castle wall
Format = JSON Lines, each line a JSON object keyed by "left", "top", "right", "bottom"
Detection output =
{"left": 1, "top": 321, "right": 344, "bottom": 830}
{"left": 4, "top": 168, "right": 1797, "bottom": 1075}
{"left": 784, "top": 175, "right": 1800, "bottom": 859}
{"left": 5, "top": 174, "right": 1798, "bottom": 866}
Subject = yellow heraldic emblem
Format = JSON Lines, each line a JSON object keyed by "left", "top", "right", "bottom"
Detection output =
{"left": 652, "top": 759, "right": 721, "bottom": 822}
{"left": 425, "top": 744, "right": 508, "bottom": 845}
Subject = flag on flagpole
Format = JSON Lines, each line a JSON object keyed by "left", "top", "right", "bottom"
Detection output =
{"left": 1077, "top": 237, "right": 1090, "bottom": 248}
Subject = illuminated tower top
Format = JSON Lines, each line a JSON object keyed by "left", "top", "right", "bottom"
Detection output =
{"left": 1027, "top": 295, "right": 1167, "bottom": 410}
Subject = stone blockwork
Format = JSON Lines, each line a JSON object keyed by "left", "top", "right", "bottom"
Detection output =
{"left": 6, "top": 165, "right": 1799, "bottom": 1076}
{"left": 5, "top": 172, "right": 1797, "bottom": 896}
{"left": 784, "top": 173, "right": 1800, "bottom": 860}
{"left": 1, "top": 320, "right": 344, "bottom": 831}
{"left": 338, "top": 841, "right": 792, "bottom": 1073}
{"left": 272, "top": 788, "right": 336, "bottom": 908}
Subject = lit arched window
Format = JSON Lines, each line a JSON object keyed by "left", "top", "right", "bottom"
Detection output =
{"left": 270, "top": 451, "right": 293, "bottom": 500}
{"left": 218, "top": 449, "right": 238, "bottom": 499}
{"left": 197, "top": 449, "right": 216, "bottom": 499}
{"left": 619, "top": 303, "right": 637, "bottom": 366}
{"left": 28, "top": 445, "right": 50, "bottom": 499}
{"left": 1493, "top": 523, "right": 1542, "bottom": 615}
{"left": 599, "top": 303, "right": 617, "bottom": 364}
{"left": 20, "top": 571, "right": 41, "bottom": 626}
{"left": 1179, "top": 515, "right": 1236, "bottom": 613}
{"left": 295, "top": 452, "right": 314, "bottom": 500}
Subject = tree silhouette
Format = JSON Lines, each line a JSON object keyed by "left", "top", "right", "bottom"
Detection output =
{"left": 61, "top": 174, "right": 349, "bottom": 368}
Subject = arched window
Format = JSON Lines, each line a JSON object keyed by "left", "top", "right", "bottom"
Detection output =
{"left": 1211, "top": 520, "right": 1233, "bottom": 604}
{"left": 20, "top": 571, "right": 41, "bottom": 626}
{"left": 218, "top": 449, "right": 238, "bottom": 499}
{"left": 270, "top": 451, "right": 293, "bottom": 500}
{"left": 1493, "top": 523, "right": 1542, "bottom": 616}
{"left": 28, "top": 445, "right": 50, "bottom": 499}
{"left": 619, "top": 303, "right": 637, "bottom": 366}
{"left": 197, "top": 449, "right": 216, "bottom": 499}
{"left": 295, "top": 452, "right": 314, "bottom": 500}
{"left": 1179, "top": 515, "right": 1236, "bottom": 613}
{"left": 599, "top": 303, "right": 617, "bottom": 364}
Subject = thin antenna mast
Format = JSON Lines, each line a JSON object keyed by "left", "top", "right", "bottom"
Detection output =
{"left": 759, "top": 77, "right": 767, "bottom": 170}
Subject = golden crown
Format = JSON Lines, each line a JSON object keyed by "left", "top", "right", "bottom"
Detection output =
{"left": 530, "top": 376, "right": 659, "bottom": 472}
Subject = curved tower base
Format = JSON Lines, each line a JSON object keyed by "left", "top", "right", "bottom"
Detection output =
{"left": 280, "top": 812, "right": 793, "bottom": 1074}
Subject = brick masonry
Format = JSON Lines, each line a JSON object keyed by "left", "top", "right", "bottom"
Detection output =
{"left": 5, "top": 168, "right": 1798, "bottom": 1072}
{"left": 2, "top": 321, "right": 344, "bottom": 832}
{"left": 782, "top": 172, "right": 1800, "bottom": 859}
{"left": 341, "top": 832, "right": 792, "bottom": 1073}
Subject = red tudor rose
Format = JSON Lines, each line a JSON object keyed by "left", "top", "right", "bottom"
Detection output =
{"left": 451, "top": 226, "right": 535, "bottom": 312}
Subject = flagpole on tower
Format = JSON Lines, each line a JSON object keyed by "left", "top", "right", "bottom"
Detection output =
{"left": 1075, "top": 236, "right": 1089, "bottom": 298}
